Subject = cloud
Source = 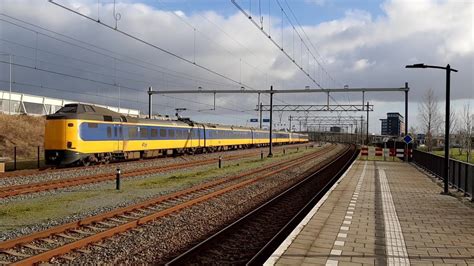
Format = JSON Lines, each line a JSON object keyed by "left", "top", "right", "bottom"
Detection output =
{"left": 351, "top": 58, "right": 375, "bottom": 71}
{"left": 0, "top": 0, "right": 472, "bottom": 133}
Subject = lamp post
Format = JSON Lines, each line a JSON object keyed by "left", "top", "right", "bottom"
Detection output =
{"left": 405, "top": 63, "right": 458, "bottom": 195}
{"left": 0, "top": 53, "right": 12, "bottom": 114}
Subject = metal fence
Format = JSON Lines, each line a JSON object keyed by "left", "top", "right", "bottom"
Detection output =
{"left": 1, "top": 146, "right": 45, "bottom": 171}
{"left": 412, "top": 149, "right": 473, "bottom": 199}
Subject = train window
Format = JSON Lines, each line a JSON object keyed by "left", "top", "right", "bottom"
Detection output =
{"left": 88, "top": 123, "right": 98, "bottom": 128}
{"left": 175, "top": 130, "right": 181, "bottom": 139}
{"left": 57, "top": 105, "right": 77, "bottom": 113}
{"left": 107, "top": 127, "right": 112, "bottom": 138}
{"left": 160, "top": 129, "right": 166, "bottom": 137}
{"left": 103, "top": 115, "right": 113, "bottom": 122}
{"left": 140, "top": 128, "right": 148, "bottom": 138}
{"left": 129, "top": 127, "right": 138, "bottom": 138}
{"left": 168, "top": 129, "right": 175, "bottom": 138}
{"left": 119, "top": 127, "right": 123, "bottom": 137}
{"left": 114, "top": 127, "right": 118, "bottom": 137}
{"left": 151, "top": 128, "right": 158, "bottom": 138}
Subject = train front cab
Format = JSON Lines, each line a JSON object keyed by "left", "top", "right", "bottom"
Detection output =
{"left": 44, "top": 115, "right": 83, "bottom": 165}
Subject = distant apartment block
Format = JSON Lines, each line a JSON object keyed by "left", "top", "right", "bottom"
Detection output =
{"left": 380, "top": 112, "right": 405, "bottom": 136}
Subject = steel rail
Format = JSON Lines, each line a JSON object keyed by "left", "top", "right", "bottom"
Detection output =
{"left": 0, "top": 145, "right": 336, "bottom": 264}
{"left": 166, "top": 145, "right": 356, "bottom": 265}
{"left": 248, "top": 146, "right": 358, "bottom": 264}
{"left": 0, "top": 143, "right": 308, "bottom": 179}
{"left": 0, "top": 144, "right": 310, "bottom": 198}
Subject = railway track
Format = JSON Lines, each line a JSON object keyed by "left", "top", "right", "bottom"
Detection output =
{"left": 0, "top": 143, "right": 310, "bottom": 179}
{"left": 0, "top": 144, "right": 336, "bottom": 265}
{"left": 166, "top": 145, "right": 357, "bottom": 265}
{"left": 0, "top": 144, "right": 313, "bottom": 199}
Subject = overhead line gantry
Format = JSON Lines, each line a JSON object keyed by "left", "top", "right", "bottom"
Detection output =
{"left": 148, "top": 83, "right": 410, "bottom": 155}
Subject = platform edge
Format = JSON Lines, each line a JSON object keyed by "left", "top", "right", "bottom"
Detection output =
{"left": 263, "top": 158, "right": 359, "bottom": 266}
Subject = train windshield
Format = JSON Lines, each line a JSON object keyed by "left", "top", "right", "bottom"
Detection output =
{"left": 56, "top": 105, "right": 77, "bottom": 113}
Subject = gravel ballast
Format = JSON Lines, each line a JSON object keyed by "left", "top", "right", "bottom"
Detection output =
{"left": 0, "top": 143, "right": 326, "bottom": 243}
{"left": 50, "top": 144, "right": 346, "bottom": 264}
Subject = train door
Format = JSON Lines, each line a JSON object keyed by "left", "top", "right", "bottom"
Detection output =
{"left": 113, "top": 117, "right": 122, "bottom": 152}
{"left": 250, "top": 129, "right": 254, "bottom": 145}
{"left": 194, "top": 125, "right": 200, "bottom": 148}
{"left": 202, "top": 125, "right": 206, "bottom": 148}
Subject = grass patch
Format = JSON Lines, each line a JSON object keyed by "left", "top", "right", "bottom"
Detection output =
{"left": 431, "top": 149, "right": 473, "bottom": 163}
{"left": 0, "top": 145, "right": 320, "bottom": 232}
{"left": 0, "top": 191, "right": 102, "bottom": 230}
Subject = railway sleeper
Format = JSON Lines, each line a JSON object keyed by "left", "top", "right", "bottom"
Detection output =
{"left": 21, "top": 244, "right": 48, "bottom": 251}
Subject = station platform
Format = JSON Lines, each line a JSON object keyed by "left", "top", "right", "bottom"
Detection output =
{"left": 266, "top": 160, "right": 474, "bottom": 265}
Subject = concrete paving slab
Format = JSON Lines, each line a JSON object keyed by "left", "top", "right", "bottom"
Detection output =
{"left": 266, "top": 160, "right": 474, "bottom": 265}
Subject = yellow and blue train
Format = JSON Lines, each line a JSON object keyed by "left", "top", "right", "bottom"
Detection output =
{"left": 44, "top": 103, "right": 309, "bottom": 166}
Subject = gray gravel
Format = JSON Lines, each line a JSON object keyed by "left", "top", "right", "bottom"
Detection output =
{"left": 55, "top": 144, "right": 344, "bottom": 264}
{"left": 0, "top": 143, "right": 309, "bottom": 188}
{"left": 0, "top": 143, "right": 323, "bottom": 244}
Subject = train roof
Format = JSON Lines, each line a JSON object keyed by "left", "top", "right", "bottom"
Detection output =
{"left": 47, "top": 103, "right": 306, "bottom": 134}
{"left": 46, "top": 103, "right": 189, "bottom": 126}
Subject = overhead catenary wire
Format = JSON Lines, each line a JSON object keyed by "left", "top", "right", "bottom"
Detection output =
{"left": 1, "top": 15, "right": 262, "bottom": 113}
{"left": 48, "top": 0, "right": 260, "bottom": 92}
{"left": 0, "top": 15, "right": 238, "bottom": 89}
{"left": 159, "top": 0, "right": 292, "bottom": 105}
{"left": 0, "top": 57, "right": 256, "bottom": 116}
{"left": 2, "top": 3, "right": 343, "bottom": 125}
{"left": 282, "top": 0, "right": 341, "bottom": 87}
{"left": 231, "top": 0, "right": 344, "bottom": 109}
{"left": 46, "top": 1, "right": 290, "bottom": 114}
{"left": 231, "top": 0, "right": 322, "bottom": 89}
{"left": 0, "top": 78, "right": 249, "bottom": 122}
{"left": 0, "top": 39, "right": 234, "bottom": 90}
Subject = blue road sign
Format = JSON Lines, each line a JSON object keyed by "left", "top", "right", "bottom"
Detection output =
{"left": 262, "top": 119, "right": 270, "bottom": 122}
{"left": 250, "top": 118, "right": 258, "bottom": 122}
{"left": 403, "top": 135, "right": 413, "bottom": 144}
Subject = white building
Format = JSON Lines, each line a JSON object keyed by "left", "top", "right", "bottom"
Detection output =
{"left": 0, "top": 90, "right": 140, "bottom": 117}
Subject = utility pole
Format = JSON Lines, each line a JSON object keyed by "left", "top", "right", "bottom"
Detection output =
{"left": 405, "top": 82, "right": 409, "bottom": 136}
{"left": 289, "top": 116, "right": 292, "bottom": 132}
{"left": 268, "top": 85, "right": 274, "bottom": 157}
{"left": 259, "top": 102, "right": 263, "bottom": 129}
{"left": 148, "top": 86, "right": 153, "bottom": 119}
{"left": 9, "top": 55, "right": 11, "bottom": 115}
{"left": 366, "top": 102, "right": 369, "bottom": 145}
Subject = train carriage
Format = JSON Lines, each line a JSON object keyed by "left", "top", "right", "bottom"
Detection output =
{"left": 44, "top": 103, "right": 308, "bottom": 166}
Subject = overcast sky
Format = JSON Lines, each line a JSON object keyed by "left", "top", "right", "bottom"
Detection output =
{"left": 0, "top": 0, "right": 472, "bottom": 134}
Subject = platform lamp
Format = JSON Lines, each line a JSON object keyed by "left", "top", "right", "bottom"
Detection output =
{"left": 405, "top": 63, "right": 458, "bottom": 195}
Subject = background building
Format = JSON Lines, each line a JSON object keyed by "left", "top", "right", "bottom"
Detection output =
{"left": 0, "top": 90, "right": 140, "bottom": 117}
{"left": 380, "top": 112, "right": 405, "bottom": 136}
